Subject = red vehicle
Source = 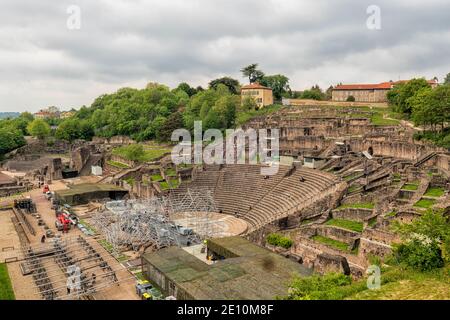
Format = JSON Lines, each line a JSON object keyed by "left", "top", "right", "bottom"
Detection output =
{"left": 42, "top": 185, "right": 50, "bottom": 194}
{"left": 55, "top": 213, "right": 71, "bottom": 232}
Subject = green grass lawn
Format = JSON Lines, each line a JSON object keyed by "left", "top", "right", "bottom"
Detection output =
{"left": 165, "top": 168, "right": 177, "bottom": 177}
{"left": 78, "top": 219, "right": 97, "bottom": 234}
{"left": 424, "top": 187, "right": 445, "bottom": 198}
{"left": 402, "top": 183, "right": 419, "bottom": 191}
{"left": 347, "top": 267, "right": 450, "bottom": 300}
{"left": 347, "top": 185, "right": 361, "bottom": 193}
{"left": 159, "top": 181, "right": 170, "bottom": 190}
{"left": 99, "top": 239, "right": 114, "bottom": 252}
{"left": 284, "top": 264, "right": 450, "bottom": 300}
{"left": 112, "top": 144, "right": 171, "bottom": 163}
{"left": 370, "top": 112, "right": 401, "bottom": 126}
{"left": 236, "top": 104, "right": 283, "bottom": 126}
{"left": 363, "top": 107, "right": 403, "bottom": 126}
{"left": 385, "top": 211, "right": 397, "bottom": 218}
{"left": 312, "top": 235, "right": 349, "bottom": 252}
{"left": 98, "top": 240, "right": 128, "bottom": 262}
{"left": 414, "top": 198, "right": 436, "bottom": 209}
{"left": 300, "top": 218, "right": 317, "bottom": 225}
{"left": 140, "top": 148, "right": 171, "bottom": 162}
{"left": 368, "top": 217, "right": 377, "bottom": 227}
{"left": 160, "top": 179, "right": 180, "bottom": 190}
{"left": 134, "top": 271, "right": 146, "bottom": 281}
{"left": 178, "top": 163, "right": 193, "bottom": 169}
{"left": 169, "top": 179, "right": 180, "bottom": 188}
{"left": 325, "top": 219, "right": 364, "bottom": 232}
{"left": 124, "top": 177, "right": 135, "bottom": 185}
{"left": 344, "top": 172, "right": 361, "bottom": 181}
{"left": 0, "top": 263, "right": 15, "bottom": 300}
{"left": 151, "top": 174, "right": 164, "bottom": 182}
{"left": 336, "top": 202, "right": 375, "bottom": 210}
{"left": 106, "top": 160, "right": 130, "bottom": 169}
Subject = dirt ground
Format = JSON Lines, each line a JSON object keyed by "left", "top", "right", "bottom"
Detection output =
{"left": 0, "top": 176, "right": 139, "bottom": 300}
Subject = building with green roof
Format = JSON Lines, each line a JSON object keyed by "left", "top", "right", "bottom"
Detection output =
{"left": 54, "top": 183, "right": 128, "bottom": 205}
{"left": 141, "top": 236, "right": 312, "bottom": 300}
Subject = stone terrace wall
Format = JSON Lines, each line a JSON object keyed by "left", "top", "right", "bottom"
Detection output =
{"left": 331, "top": 208, "right": 374, "bottom": 222}
{"left": 361, "top": 228, "right": 400, "bottom": 245}
{"left": 436, "top": 154, "right": 450, "bottom": 172}
{"left": 92, "top": 135, "right": 135, "bottom": 145}
{"left": 348, "top": 139, "right": 439, "bottom": 161}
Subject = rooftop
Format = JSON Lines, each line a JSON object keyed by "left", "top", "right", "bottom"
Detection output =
{"left": 334, "top": 79, "right": 438, "bottom": 91}
{"left": 241, "top": 82, "right": 272, "bottom": 91}
{"left": 54, "top": 183, "right": 128, "bottom": 205}
{"left": 142, "top": 236, "right": 312, "bottom": 300}
{"left": 0, "top": 172, "right": 15, "bottom": 185}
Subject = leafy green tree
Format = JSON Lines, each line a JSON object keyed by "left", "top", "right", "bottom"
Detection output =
{"left": 209, "top": 77, "right": 240, "bottom": 94}
{"left": 19, "top": 112, "right": 34, "bottom": 123}
{"left": 204, "top": 107, "right": 223, "bottom": 130}
{"left": 410, "top": 87, "right": 435, "bottom": 129}
{"left": 393, "top": 239, "right": 444, "bottom": 271}
{"left": 429, "top": 84, "right": 450, "bottom": 131}
{"left": 392, "top": 210, "right": 450, "bottom": 241}
{"left": 391, "top": 210, "right": 450, "bottom": 270}
{"left": 301, "top": 85, "right": 326, "bottom": 100}
{"left": 240, "top": 64, "right": 265, "bottom": 83}
{"left": 8, "top": 112, "right": 34, "bottom": 135}
{"left": 389, "top": 78, "right": 431, "bottom": 115}
{"left": 175, "top": 82, "right": 198, "bottom": 97}
{"left": 74, "top": 84, "right": 186, "bottom": 142}
{"left": 56, "top": 118, "right": 94, "bottom": 141}
{"left": 410, "top": 84, "right": 450, "bottom": 133}
{"left": 150, "top": 116, "right": 167, "bottom": 141}
{"left": 184, "top": 84, "right": 238, "bottom": 132}
{"left": 260, "top": 74, "right": 290, "bottom": 100}
{"left": 27, "top": 119, "right": 51, "bottom": 139}
{"left": 159, "top": 112, "right": 184, "bottom": 141}
{"left": 325, "top": 86, "right": 334, "bottom": 100}
{"left": 346, "top": 95, "right": 356, "bottom": 102}
{"left": 0, "top": 127, "right": 26, "bottom": 156}
{"left": 241, "top": 96, "right": 259, "bottom": 111}
{"left": 444, "top": 73, "right": 450, "bottom": 84}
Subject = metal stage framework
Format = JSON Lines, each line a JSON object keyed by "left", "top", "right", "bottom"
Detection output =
{"left": 18, "top": 235, "right": 134, "bottom": 300}
{"left": 16, "top": 189, "right": 219, "bottom": 300}
{"left": 90, "top": 188, "right": 220, "bottom": 252}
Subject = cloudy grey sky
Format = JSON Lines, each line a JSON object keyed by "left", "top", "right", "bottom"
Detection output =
{"left": 1, "top": 0, "right": 449, "bottom": 112}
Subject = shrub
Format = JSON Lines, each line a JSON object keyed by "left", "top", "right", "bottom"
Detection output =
{"left": 391, "top": 210, "right": 449, "bottom": 270}
{"left": 285, "top": 273, "right": 352, "bottom": 300}
{"left": 393, "top": 238, "right": 444, "bottom": 272}
{"left": 266, "top": 233, "right": 282, "bottom": 246}
{"left": 346, "top": 95, "right": 356, "bottom": 102}
{"left": 278, "top": 237, "right": 293, "bottom": 249}
{"left": 27, "top": 119, "right": 51, "bottom": 139}
{"left": 266, "top": 233, "right": 293, "bottom": 249}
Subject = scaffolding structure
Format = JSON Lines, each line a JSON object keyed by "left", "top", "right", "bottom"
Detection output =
{"left": 90, "top": 189, "right": 219, "bottom": 252}
{"left": 19, "top": 235, "right": 132, "bottom": 300}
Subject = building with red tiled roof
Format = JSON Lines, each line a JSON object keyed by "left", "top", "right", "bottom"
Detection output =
{"left": 241, "top": 82, "right": 274, "bottom": 109}
{"left": 332, "top": 79, "right": 438, "bottom": 103}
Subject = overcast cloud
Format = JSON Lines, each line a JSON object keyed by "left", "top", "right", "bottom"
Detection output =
{"left": 1, "top": 0, "right": 450, "bottom": 112}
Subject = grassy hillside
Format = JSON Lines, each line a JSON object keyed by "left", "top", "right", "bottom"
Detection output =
{"left": 0, "top": 263, "right": 15, "bottom": 300}
{"left": 347, "top": 266, "right": 450, "bottom": 300}
{"left": 284, "top": 264, "right": 450, "bottom": 300}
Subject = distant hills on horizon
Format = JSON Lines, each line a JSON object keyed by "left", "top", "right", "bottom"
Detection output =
{"left": 0, "top": 112, "right": 20, "bottom": 119}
